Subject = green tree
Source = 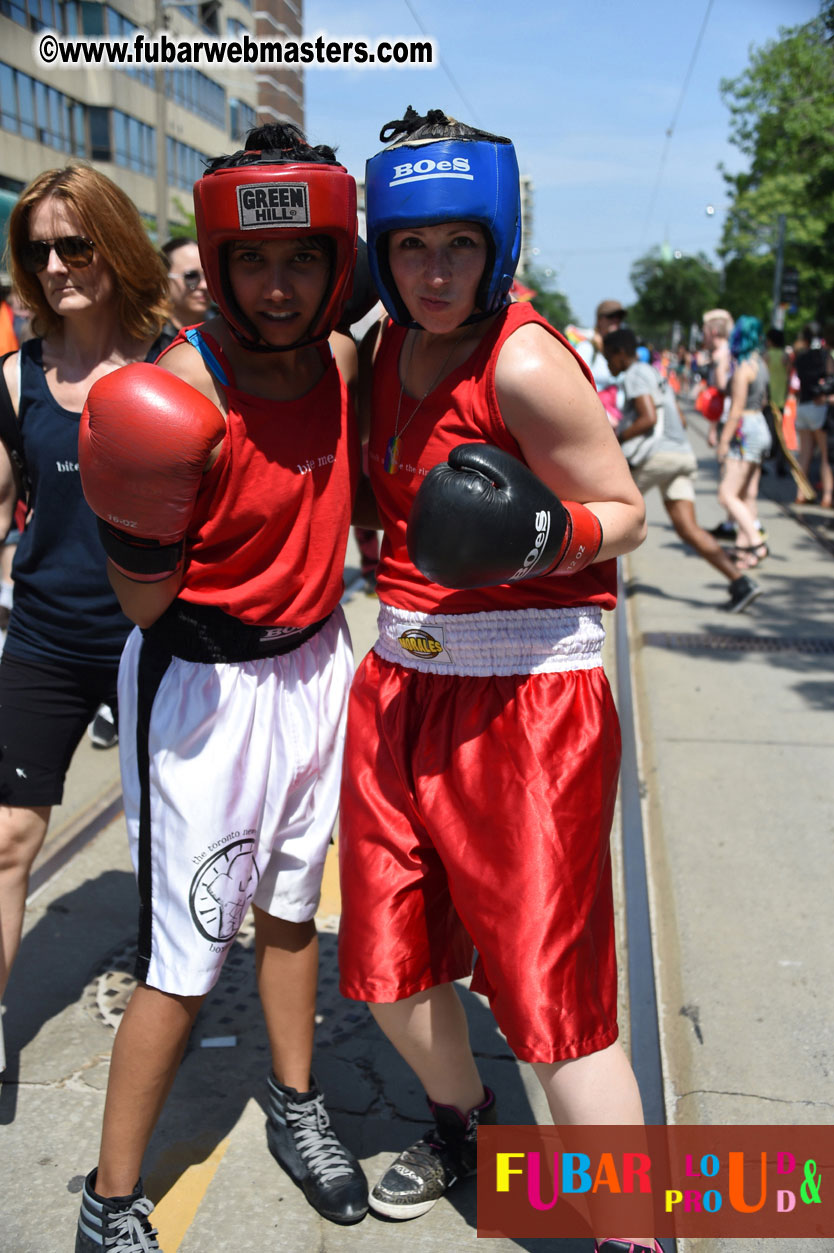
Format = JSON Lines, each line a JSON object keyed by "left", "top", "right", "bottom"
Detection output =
{"left": 525, "top": 268, "right": 574, "bottom": 332}
{"left": 719, "top": 8, "right": 834, "bottom": 332}
{"left": 627, "top": 248, "right": 721, "bottom": 345}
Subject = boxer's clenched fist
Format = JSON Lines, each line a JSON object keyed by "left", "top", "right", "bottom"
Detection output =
{"left": 406, "top": 444, "right": 603, "bottom": 589}
{"left": 80, "top": 364, "right": 226, "bottom": 582}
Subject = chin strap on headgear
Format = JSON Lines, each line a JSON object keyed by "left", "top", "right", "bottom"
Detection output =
{"left": 193, "top": 155, "right": 357, "bottom": 351}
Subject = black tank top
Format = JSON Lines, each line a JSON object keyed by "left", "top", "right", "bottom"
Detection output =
{"left": 5, "top": 340, "right": 146, "bottom": 666}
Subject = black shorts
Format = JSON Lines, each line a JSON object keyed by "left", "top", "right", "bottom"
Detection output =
{"left": 0, "top": 651, "right": 119, "bottom": 807}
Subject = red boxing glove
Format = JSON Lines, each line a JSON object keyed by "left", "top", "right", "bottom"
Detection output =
{"left": 79, "top": 363, "right": 226, "bottom": 582}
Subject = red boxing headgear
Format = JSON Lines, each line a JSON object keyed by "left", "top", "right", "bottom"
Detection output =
{"left": 193, "top": 158, "right": 357, "bottom": 349}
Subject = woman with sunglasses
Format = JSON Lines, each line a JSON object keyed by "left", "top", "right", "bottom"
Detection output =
{"left": 0, "top": 166, "right": 169, "bottom": 1064}
{"left": 160, "top": 236, "right": 212, "bottom": 339}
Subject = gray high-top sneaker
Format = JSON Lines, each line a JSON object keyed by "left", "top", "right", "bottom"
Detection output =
{"left": 266, "top": 1072, "right": 368, "bottom": 1224}
{"left": 75, "top": 1169, "right": 160, "bottom": 1251}
{"left": 369, "top": 1086, "right": 497, "bottom": 1219}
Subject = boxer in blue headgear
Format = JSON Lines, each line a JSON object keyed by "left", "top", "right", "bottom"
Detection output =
{"left": 365, "top": 105, "right": 521, "bottom": 327}
{"left": 338, "top": 108, "right": 655, "bottom": 1252}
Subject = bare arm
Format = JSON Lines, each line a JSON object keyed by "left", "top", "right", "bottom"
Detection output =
{"left": 0, "top": 442, "right": 15, "bottom": 543}
{"left": 615, "top": 392, "right": 656, "bottom": 445}
{"left": 718, "top": 361, "right": 750, "bottom": 460}
{"left": 0, "top": 354, "right": 20, "bottom": 541}
{"left": 713, "top": 342, "right": 731, "bottom": 392}
{"left": 350, "top": 317, "right": 385, "bottom": 528}
{"left": 107, "top": 565, "right": 183, "bottom": 629}
{"left": 496, "top": 325, "right": 646, "bottom": 562}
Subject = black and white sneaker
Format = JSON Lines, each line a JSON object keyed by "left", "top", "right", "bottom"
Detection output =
{"left": 75, "top": 1169, "right": 160, "bottom": 1251}
{"left": 266, "top": 1073, "right": 368, "bottom": 1224}
{"left": 709, "top": 519, "right": 737, "bottom": 540}
{"left": 370, "top": 1087, "right": 496, "bottom": 1220}
{"left": 727, "top": 574, "right": 762, "bottom": 613}
{"left": 88, "top": 704, "right": 118, "bottom": 750}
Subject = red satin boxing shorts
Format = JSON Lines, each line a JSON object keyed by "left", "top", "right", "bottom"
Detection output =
{"left": 338, "top": 648, "right": 621, "bottom": 1064}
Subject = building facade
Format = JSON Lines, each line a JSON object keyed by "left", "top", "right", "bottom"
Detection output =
{"left": 0, "top": 0, "right": 303, "bottom": 238}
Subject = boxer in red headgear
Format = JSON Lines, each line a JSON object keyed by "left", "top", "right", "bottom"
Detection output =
{"left": 75, "top": 125, "right": 368, "bottom": 1250}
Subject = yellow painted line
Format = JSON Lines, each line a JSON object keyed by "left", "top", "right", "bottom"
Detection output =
{"left": 148, "top": 1136, "right": 230, "bottom": 1252}
{"left": 317, "top": 839, "right": 342, "bottom": 919}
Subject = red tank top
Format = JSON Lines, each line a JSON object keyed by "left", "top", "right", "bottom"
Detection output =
{"left": 159, "top": 330, "right": 358, "bottom": 627}
{"left": 369, "top": 303, "right": 616, "bottom": 612}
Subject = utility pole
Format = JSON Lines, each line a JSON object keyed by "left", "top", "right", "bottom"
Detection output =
{"left": 771, "top": 213, "right": 786, "bottom": 330}
{"left": 154, "top": 0, "right": 167, "bottom": 242}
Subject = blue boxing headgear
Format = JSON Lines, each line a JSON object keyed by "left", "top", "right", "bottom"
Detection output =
{"left": 365, "top": 111, "right": 521, "bottom": 327}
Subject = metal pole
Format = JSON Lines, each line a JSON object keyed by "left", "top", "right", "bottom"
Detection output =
{"left": 154, "top": 0, "right": 167, "bottom": 243}
{"left": 771, "top": 213, "right": 786, "bottom": 330}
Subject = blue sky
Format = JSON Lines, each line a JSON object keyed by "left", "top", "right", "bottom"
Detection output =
{"left": 301, "top": 0, "right": 820, "bottom": 325}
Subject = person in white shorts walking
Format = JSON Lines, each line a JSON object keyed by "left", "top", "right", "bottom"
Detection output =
{"left": 603, "top": 326, "right": 763, "bottom": 614}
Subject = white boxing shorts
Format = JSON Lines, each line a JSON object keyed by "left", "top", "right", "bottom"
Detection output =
{"left": 118, "top": 607, "right": 353, "bottom": 996}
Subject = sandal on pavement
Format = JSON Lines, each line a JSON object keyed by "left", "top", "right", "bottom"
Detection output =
{"left": 732, "top": 542, "right": 768, "bottom": 570}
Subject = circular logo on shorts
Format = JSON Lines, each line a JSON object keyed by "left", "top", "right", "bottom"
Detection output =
{"left": 398, "top": 628, "right": 443, "bottom": 658}
{"left": 189, "top": 838, "right": 260, "bottom": 944}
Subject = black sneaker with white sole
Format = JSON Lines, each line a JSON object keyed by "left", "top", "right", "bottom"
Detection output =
{"left": 266, "top": 1073, "right": 368, "bottom": 1224}
{"left": 727, "top": 574, "right": 762, "bottom": 613}
{"left": 369, "top": 1087, "right": 496, "bottom": 1220}
{"left": 75, "top": 1169, "right": 160, "bottom": 1251}
{"left": 88, "top": 704, "right": 118, "bottom": 749}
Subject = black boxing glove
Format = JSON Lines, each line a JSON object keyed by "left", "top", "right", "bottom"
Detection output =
{"left": 406, "top": 443, "right": 603, "bottom": 589}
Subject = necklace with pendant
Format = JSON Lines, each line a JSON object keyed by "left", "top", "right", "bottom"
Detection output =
{"left": 384, "top": 327, "right": 467, "bottom": 475}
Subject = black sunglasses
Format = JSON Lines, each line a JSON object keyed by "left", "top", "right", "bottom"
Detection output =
{"left": 21, "top": 235, "right": 96, "bottom": 274}
{"left": 171, "top": 268, "right": 204, "bottom": 291}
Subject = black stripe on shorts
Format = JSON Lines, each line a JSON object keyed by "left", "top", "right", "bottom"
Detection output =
{"left": 134, "top": 638, "right": 173, "bottom": 986}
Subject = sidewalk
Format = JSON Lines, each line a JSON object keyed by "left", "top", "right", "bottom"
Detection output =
{"left": 2, "top": 444, "right": 832, "bottom": 1252}
{"left": 627, "top": 410, "right": 834, "bottom": 1253}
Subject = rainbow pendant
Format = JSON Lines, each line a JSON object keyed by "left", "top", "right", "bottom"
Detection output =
{"left": 384, "top": 435, "right": 401, "bottom": 475}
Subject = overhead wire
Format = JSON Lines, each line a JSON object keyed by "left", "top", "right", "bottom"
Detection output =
{"left": 401, "top": 0, "right": 482, "bottom": 124}
{"left": 640, "top": 0, "right": 716, "bottom": 245}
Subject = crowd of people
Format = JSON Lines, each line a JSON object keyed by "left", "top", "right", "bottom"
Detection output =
{"left": 1, "top": 105, "right": 832, "bottom": 1253}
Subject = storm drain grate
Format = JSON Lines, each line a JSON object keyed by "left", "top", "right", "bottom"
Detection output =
{"left": 82, "top": 912, "right": 367, "bottom": 1049}
{"left": 643, "top": 632, "right": 834, "bottom": 655}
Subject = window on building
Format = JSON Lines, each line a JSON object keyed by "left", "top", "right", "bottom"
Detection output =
{"left": 106, "top": 7, "right": 154, "bottom": 88}
{"left": 0, "top": 0, "right": 27, "bottom": 27}
{"left": 0, "top": 61, "right": 88, "bottom": 154}
{"left": 199, "top": 1, "right": 219, "bottom": 34}
{"left": 165, "top": 68, "right": 225, "bottom": 129}
{"left": 0, "top": 0, "right": 59, "bottom": 28}
{"left": 0, "top": 62, "right": 17, "bottom": 133}
{"left": 88, "top": 105, "right": 111, "bottom": 162}
{"left": 110, "top": 108, "right": 154, "bottom": 176}
{"left": 230, "top": 98, "right": 256, "bottom": 143}
{"left": 166, "top": 136, "right": 210, "bottom": 191}
{"left": 63, "top": 2, "right": 79, "bottom": 35}
{"left": 79, "top": 0, "right": 104, "bottom": 35}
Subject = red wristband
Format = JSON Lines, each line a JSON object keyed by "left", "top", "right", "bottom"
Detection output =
{"left": 547, "top": 501, "right": 603, "bottom": 576}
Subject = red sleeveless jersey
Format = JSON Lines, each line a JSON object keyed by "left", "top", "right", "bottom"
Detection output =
{"left": 159, "top": 330, "right": 358, "bottom": 627}
{"left": 369, "top": 302, "right": 617, "bottom": 613}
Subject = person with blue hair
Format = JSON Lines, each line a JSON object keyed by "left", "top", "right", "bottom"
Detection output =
{"left": 337, "top": 106, "right": 658, "bottom": 1253}
{"left": 715, "top": 314, "right": 771, "bottom": 569}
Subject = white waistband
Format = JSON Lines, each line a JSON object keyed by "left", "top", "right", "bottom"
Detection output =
{"left": 374, "top": 604, "right": 605, "bottom": 677}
